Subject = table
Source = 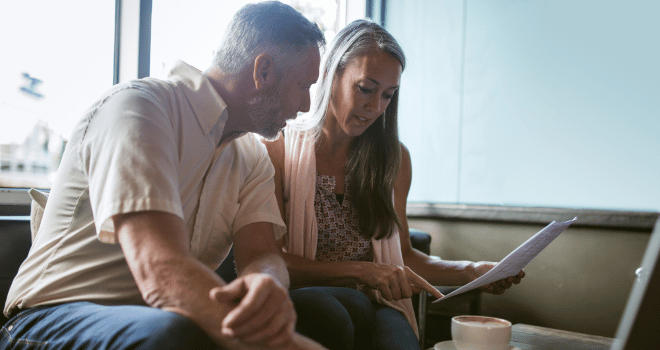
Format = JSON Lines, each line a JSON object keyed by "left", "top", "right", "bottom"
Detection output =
{"left": 510, "top": 324, "right": 613, "bottom": 349}
{"left": 427, "top": 323, "right": 614, "bottom": 350}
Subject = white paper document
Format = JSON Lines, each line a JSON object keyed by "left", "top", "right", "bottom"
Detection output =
{"left": 432, "top": 217, "right": 577, "bottom": 303}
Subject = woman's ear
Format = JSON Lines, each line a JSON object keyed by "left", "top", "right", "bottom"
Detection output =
{"left": 253, "top": 53, "right": 275, "bottom": 90}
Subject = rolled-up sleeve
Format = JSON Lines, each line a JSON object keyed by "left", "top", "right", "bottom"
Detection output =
{"left": 79, "top": 86, "right": 183, "bottom": 241}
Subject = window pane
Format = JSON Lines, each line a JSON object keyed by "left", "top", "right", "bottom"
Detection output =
{"left": 386, "top": 0, "right": 660, "bottom": 211}
{"left": 0, "top": 1, "right": 115, "bottom": 189}
{"left": 150, "top": 0, "right": 339, "bottom": 79}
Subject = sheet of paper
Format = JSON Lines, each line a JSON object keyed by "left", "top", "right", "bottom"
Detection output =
{"left": 432, "top": 217, "right": 577, "bottom": 303}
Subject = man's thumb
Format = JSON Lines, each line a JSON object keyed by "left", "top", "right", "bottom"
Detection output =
{"left": 209, "top": 279, "right": 247, "bottom": 303}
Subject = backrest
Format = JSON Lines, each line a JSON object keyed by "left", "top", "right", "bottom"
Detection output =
{"left": 0, "top": 189, "right": 46, "bottom": 326}
{"left": 1, "top": 189, "right": 434, "bottom": 326}
{"left": 0, "top": 219, "right": 32, "bottom": 327}
{"left": 409, "top": 228, "right": 432, "bottom": 255}
{"left": 215, "top": 248, "right": 237, "bottom": 283}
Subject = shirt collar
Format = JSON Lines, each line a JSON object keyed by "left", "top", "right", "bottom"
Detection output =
{"left": 167, "top": 60, "right": 228, "bottom": 137}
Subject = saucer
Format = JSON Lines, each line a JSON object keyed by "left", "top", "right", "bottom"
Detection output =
{"left": 434, "top": 340, "right": 520, "bottom": 350}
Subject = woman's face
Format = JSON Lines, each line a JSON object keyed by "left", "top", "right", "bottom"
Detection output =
{"left": 326, "top": 51, "right": 402, "bottom": 138}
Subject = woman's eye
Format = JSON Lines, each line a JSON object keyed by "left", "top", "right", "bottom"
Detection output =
{"left": 383, "top": 93, "right": 393, "bottom": 100}
{"left": 358, "top": 86, "right": 372, "bottom": 94}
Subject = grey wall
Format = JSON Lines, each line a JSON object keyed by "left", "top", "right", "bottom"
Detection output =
{"left": 409, "top": 217, "right": 650, "bottom": 338}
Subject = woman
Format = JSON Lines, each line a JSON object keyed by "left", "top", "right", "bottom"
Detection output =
{"left": 265, "top": 19, "right": 524, "bottom": 350}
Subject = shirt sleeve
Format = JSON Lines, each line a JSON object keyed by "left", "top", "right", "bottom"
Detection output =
{"left": 79, "top": 85, "right": 183, "bottom": 241}
{"left": 233, "top": 138, "right": 287, "bottom": 240}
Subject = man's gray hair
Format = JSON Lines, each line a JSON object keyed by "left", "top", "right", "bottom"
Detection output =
{"left": 289, "top": 19, "right": 406, "bottom": 135}
{"left": 213, "top": 1, "right": 325, "bottom": 75}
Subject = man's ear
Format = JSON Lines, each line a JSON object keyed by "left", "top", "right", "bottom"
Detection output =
{"left": 253, "top": 53, "right": 276, "bottom": 90}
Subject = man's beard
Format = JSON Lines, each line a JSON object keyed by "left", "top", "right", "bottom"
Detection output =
{"left": 246, "top": 83, "right": 291, "bottom": 141}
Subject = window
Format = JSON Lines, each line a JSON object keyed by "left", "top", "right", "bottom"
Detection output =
{"left": 150, "top": 0, "right": 344, "bottom": 79}
{"left": 0, "top": 0, "right": 367, "bottom": 192}
{"left": 384, "top": 0, "right": 660, "bottom": 212}
{"left": 0, "top": 1, "right": 115, "bottom": 189}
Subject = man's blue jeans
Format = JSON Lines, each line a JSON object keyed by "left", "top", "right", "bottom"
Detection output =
{"left": 0, "top": 302, "right": 219, "bottom": 350}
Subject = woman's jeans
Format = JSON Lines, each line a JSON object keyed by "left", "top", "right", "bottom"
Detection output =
{"left": 0, "top": 302, "right": 218, "bottom": 350}
{"left": 290, "top": 286, "right": 420, "bottom": 350}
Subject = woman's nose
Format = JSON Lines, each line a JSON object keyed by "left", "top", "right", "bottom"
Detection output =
{"left": 365, "top": 95, "right": 382, "bottom": 114}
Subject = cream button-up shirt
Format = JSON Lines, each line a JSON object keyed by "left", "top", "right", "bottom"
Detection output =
{"left": 4, "top": 61, "right": 285, "bottom": 317}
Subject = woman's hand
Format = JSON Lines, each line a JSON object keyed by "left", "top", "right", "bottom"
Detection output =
{"left": 353, "top": 262, "right": 444, "bottom": 301}
{"left": 473, "top": 262, "right": 525, "bottom": 295}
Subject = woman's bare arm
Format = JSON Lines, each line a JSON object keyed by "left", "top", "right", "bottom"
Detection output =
{"left": 395, "top": 144, "right": 524, "bottom": 294}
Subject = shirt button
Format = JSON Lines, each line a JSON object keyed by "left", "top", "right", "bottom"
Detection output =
{"left": 7, "top": 325, "right": 12, "bottom": 331}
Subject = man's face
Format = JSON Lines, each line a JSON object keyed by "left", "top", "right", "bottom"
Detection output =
{"left": 245, "top": 81, "right": 284, "bottom": 140}
{"left": 248, "top": 46, "right": 321, "bottom": 140}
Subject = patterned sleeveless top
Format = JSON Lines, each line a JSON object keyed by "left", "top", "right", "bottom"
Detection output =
{"left": 314, "top": 173, "right": 374, "bottom": 263}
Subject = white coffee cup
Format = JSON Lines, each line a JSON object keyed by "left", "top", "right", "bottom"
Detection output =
{"left": 451, "top": 315, "right": 512, "bottom": 350}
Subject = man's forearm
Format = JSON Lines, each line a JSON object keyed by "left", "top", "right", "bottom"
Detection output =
{"left": 140, "top": 254, "right": 230, "bottom": 315}
{"left": 232, "top": 222, "right": 291, "bottom": 289}
{"left": 115, "top": 211, "right": 239, "bottom": 345}
{"left": 239, "top": 251, "right": 290, "bottom": 289}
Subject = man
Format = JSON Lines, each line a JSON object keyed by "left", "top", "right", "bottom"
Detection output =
{"left": 2, "top": 2, "right": 324, "bottom": 349}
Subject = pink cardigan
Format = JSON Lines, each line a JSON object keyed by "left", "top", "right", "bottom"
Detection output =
{"left": 281, "top": 128, "right": 418, "bottom": 336}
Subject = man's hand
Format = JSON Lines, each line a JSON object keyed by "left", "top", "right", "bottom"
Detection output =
{"left": 210, "top": 273, "right": 296, "bottom": 347}
{"left": 473, "top": 262, "right": 525, "bottom": 294}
